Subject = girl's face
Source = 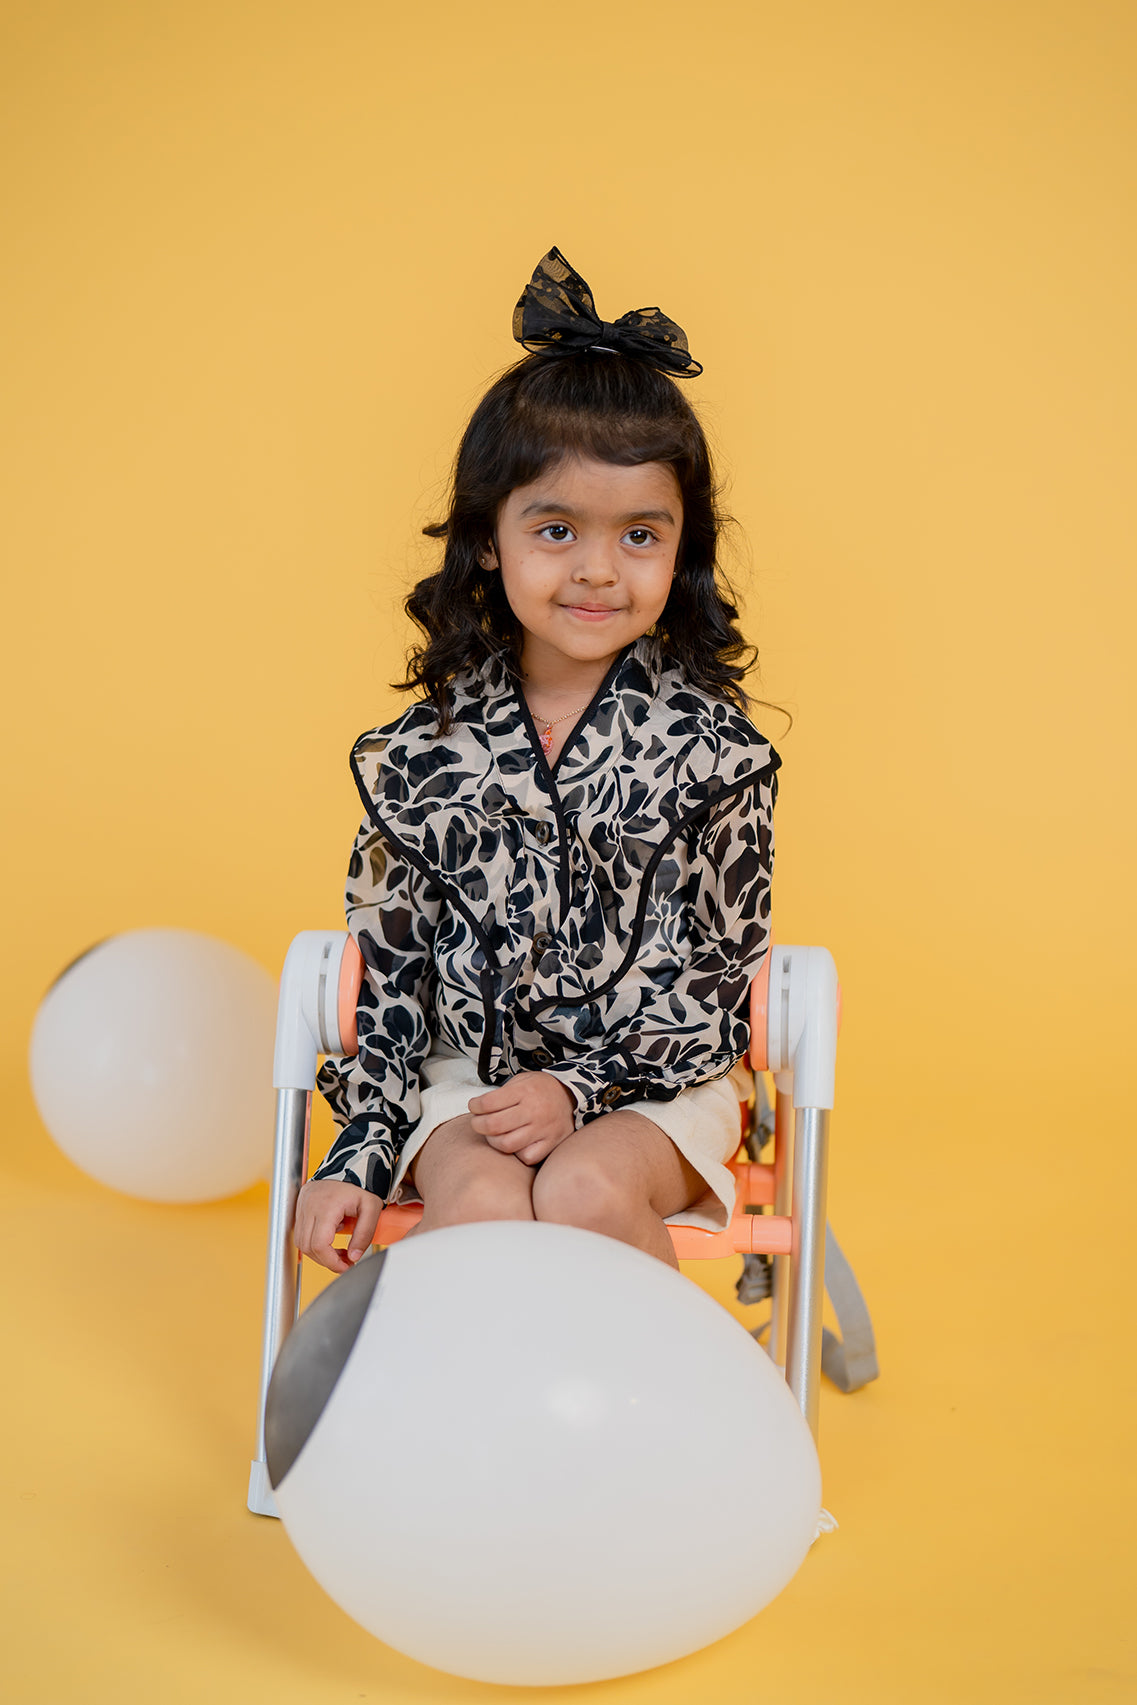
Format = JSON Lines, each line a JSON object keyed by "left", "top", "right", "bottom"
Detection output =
{"left": 492, "top": 455, "right": 682, "bottom": 686}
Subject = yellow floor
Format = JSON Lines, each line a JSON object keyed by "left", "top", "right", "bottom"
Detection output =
{"left": 4, "top": 1071, "right": 1133, "bottom": 1705}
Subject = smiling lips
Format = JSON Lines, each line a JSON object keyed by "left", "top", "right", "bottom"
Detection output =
{"left": 563, "top": 603, "right": 623, "bottom": 620}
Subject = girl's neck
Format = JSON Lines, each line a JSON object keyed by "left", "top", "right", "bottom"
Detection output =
{"left": 517, "top": 641, "right": 623, "bottom": 712}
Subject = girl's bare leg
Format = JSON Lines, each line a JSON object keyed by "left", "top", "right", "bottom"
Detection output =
{"left": 405, "top": 1113, "right": 536, "bottom": 1233}
{"left": 531, "top": 1111, "right": 705, "bottom": 1268}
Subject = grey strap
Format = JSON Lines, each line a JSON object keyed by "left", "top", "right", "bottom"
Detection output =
{"left": 820, "top": 1224, "right": 879, "bottom": 1392}
{"left": 736, "top": 1251, "right": 773, "bottom": 1305}
{"left": 738, "top": 1226, "right": 879, "bottom": 1394}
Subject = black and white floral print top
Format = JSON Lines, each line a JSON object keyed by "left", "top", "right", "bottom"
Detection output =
{"left": 314, "top": 640, "right": 780, "bottom": 1200}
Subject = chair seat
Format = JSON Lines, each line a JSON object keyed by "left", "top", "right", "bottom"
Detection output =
{"left": 364, "top": 1160, "right": 790, "bottom": 1260}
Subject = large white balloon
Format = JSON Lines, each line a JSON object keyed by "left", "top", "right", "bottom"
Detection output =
{"left": 267, "top": 1221, "right": 821, "bottom": 1686}
{"left": 29, "top": 929, "right": 276, "bottom": 1202}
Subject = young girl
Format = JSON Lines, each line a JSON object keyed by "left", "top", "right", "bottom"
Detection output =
{"left": 294, "top": 248, "right": 780, "bottom": 1275}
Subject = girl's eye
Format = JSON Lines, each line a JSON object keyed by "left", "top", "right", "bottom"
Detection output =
{"left": 539, "top": 523, "right": 574, "bottom": 542}
{"left": 624, "top": 527, "right": 656, "bottom": 547}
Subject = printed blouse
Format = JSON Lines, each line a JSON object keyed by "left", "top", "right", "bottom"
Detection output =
{"left": 315, "top": 641, "right": 780, "bottom": 1199}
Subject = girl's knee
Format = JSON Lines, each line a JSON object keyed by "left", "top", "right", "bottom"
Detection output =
{"left": 422, "top": 1162, "right": 535, "bottom": 1228}
{"left": 531, "top": 1153, "right": 637, "bottom": 1235}
{"left": 413, "top": 1118, "right": 535, "bottom": 1228}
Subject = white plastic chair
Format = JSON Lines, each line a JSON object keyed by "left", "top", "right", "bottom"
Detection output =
{"left": 248, "top": 934, "right": 875, "bottom": 1518}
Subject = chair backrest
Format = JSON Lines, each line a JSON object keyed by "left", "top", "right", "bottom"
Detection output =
{"left": 295, "top": 931, "right": 840, "bottom": 1115}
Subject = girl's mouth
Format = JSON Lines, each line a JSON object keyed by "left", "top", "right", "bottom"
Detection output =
{"left": 563, "top": 604, "right": 621, "bottom": 621}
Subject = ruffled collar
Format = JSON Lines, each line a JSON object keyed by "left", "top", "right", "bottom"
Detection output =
{"left": 445, "top": 640, "right": 663, "bottom": 787}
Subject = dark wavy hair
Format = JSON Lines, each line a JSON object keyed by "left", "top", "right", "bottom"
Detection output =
{"left": 400, "top": 350, "right": 756, "bottom": 727}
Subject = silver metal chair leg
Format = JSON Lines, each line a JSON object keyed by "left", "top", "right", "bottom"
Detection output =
{"left": 247, "top": 929, "right": 354, "bottom": 1517}
{"left": 767, "top": 1082, "right": 795, "bottom": 1370}
{"left": 247, "top": 1086, "right": 311, "bottom": 1516}
{"left": 785, "top": 1106, "right": 830, "bottom": 1440}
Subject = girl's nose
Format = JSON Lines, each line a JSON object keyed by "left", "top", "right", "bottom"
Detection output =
{"left": 572, "top": 546, "right": 619, "bottom": 584}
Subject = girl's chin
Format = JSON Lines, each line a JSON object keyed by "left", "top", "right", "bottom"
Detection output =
{"left": 552, "top": 616, "right": 636, "bottom": 652}
{"left": 522, "top": 633, "right": 627, "bottom": 673}
{"left": 556, "top": 634, "right": 627, "bottom": 660}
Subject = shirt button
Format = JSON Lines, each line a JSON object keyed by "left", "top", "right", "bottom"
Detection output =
{"left": 532, "top": 1049, "right": 552, "bottom": 1067}
{"left": 533, "top": 821, "right": 552, "bottom": 844}
{"left": 600, "top": 1086, "right": 622, "bottom": 1106}
{"left": 532, "top": 932, "right": 552, "bottom": 958}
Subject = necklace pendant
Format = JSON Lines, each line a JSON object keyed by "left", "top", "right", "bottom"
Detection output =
{"left": 540, "top": 724, "right": 554, "bottom": 754}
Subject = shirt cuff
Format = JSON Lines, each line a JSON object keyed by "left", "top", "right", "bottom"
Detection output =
{"left": 540, "top": 1049, "right": 639, "bottom": 1126}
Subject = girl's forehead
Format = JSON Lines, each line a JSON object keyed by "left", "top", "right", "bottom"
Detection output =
{"left": 504, "top": 456, "right": 682, "bottom": 519}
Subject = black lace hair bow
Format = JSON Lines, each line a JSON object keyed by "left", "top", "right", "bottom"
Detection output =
{"left": 512, "top": 247, "right": 703, "bottom": 378}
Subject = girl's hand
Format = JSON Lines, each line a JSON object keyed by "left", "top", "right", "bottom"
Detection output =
{"left": 468, "top": 1072, "right": 576, "bottom": 1167}
{"left": 294, "top": 1178, "right": 383, "bottom": 1274}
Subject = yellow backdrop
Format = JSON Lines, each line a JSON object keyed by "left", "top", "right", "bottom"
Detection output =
{"left": 2, "top": 2, "right": 1134, "bottom": 1700}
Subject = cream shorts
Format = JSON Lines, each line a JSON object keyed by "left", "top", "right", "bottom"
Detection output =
{"left": 389, "top": 1041, "right": 746, "bottom": 1231}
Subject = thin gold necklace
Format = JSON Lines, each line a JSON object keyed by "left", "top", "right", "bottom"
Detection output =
{"left": 529, "top": 700, "right": 588, "bottom": 755}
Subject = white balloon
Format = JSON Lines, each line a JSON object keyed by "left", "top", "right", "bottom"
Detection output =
{"left": 270, "top": 1221, "right": 821, "bottom": 1686}
{"left": 29, "top": 929, "right": 276, "bottom": 1202}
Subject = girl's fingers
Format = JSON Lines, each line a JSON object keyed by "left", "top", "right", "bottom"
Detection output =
{"left": 319, "top": 1247, "right": 353, "bottom": 1274}
{"left": 346, "top": 1194, "right": 382, "bottom": 1264}
{"left": 483, "top": 1126, "right": 535, "bottom": 1154}
{"left": 469, "top": 1107, "right": 526, "bottom": 1138}
{"left": 303, "top": 1211, "right": 345, "bottom": 1268}
{"left": 515, "top": 1140, "right": 550, "bottom": 1165}
{"left": 516, "top": 1127, "right": 574, "bottom": 1166}
{"left": 294, "top": 1183, "right": 371, "bottom": 1273}
{"left": 296, "top": 1226, "right": 349, "bottom": 1273}
{"left": 468, "top": 1087, "right": 521, "bottom": 1115}
{"left": 293, "top": 1207, "right": 318, "bottom": 1256}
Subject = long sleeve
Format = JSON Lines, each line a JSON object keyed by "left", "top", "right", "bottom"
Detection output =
{"left": 313, "top": 819, "right": 442, "bottom": 1198}
{"left": 539, "top": 773, "right": 775, "bottom": 1123}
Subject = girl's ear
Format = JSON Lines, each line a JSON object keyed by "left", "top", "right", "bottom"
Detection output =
{"left": 479, "top": 544, "right": 498, "bottom": 570}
